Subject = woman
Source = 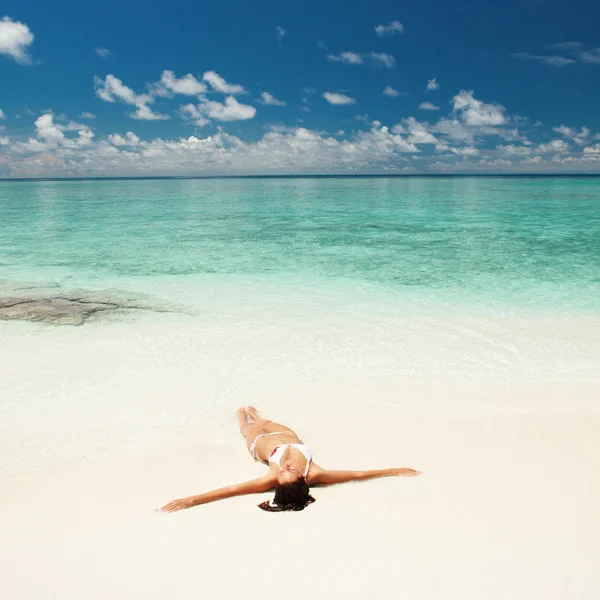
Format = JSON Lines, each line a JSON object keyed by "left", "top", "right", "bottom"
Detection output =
{"left": 161, "top": 407, "right": 420, "bottom": 513}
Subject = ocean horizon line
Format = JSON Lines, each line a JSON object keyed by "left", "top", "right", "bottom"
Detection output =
{"left": 2, "top": 173, "right": 600, "bottom": 183}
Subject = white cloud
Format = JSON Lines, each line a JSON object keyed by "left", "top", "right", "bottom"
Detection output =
{"left": 419, "top": 102, "right": 439, "bottom": 111}
{"left": 260, "top": 92, "right": 286, "bottom": 106}
{"left": 94, "top": 74, "right": 168, "bottom": 120}
{"left": 95, "top": 47, "right": 112, "bottom": 58}
{"left": 452, "top": 90, "right": 505, "bottom": 126}
{"left": 368, "top": 52, "right": 395, "bottom": 68}
{"left": 450, "top": 146, "right": 479, "bottom": 156}
{"left": 383, "top": 86, "right": 406, "bottom": 97}
{"left": 580, "top": 48, "right": 600, "bottom": 64}
{"left": 432, "top": 118, "right": 474, "bottom": 142}
{"left": 78, "top": 112, "right": 96, "bottom": 119}
{"left": 276, "top": 26, "right": 286, "bottom": 45}
{"left": 536, "top": 139, "right": 569, "bottom": 153}
{"left": 374, "top": 21, "right": 404, "bottom": 37}
{"left": 35, "top": 114, "right": 65, "bottom": 143}
{"left": 0, "top": 16, "right": 34, "bottom": 64}
{"left": 553, "top": 125, "right": 590, "bottom": 146}
{"left": 3, "top": 121, "right": 432, "bottom": 177}
{"left": 327, "top": 51, "right": 363, "bottom": 65}
{"left": 202, "top": 71, "right": 245, "bottom": 94}
{"left": 108, "top": 132, "right": 141, "bottom": 146}
{"left": 583, "top": 144, "right": 600, "bottom": 155}
{"left": 130, "top": 104, "right": 170, "bottom": 121}
{"left": 94, "top": 74, "right": 150, "bottom": 105}
{"left": 323, "top": 92, "right": 356, "bottom": 105}
{"left": 195, "top": 96, "right": 256, "bottom": 121}
{"left": 511, "top": 53, "right": 576, "bottom": 67}
{"left": 179, "top": 103, "right": 211, "bottom": 127}
{"left": 0, "top": 108, "right": 5, "bottom": 119}
{"left": 497, "top": 144, "right": 533, "bottom": 156}
{"left": 0, "top": 136, "right": 9, "bottom": 146}
{"left": 12, "top": 113, "right": 95, "bottom": 153}
{"left": 327, "top": 51, "right": 395, "bottom": 68}
{"left": 401, "top": 117, "right": 439, "bottom": 145}
{"left": 156, "top": 70, "right": 206, "bottom": 96}
{"left": 426, "top": 78, "right": 439, "bottom": 91}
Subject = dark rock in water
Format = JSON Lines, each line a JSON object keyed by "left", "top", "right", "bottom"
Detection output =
{"left": 0, "top": 291, "right": 175, "bottom": 326}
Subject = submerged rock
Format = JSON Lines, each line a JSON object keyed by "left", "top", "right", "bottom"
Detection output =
{"left": 0, "top": 291, "right": 174, "bottom": 326}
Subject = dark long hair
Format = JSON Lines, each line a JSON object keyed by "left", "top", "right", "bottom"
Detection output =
{"left": 258, "top": 478, "right": 316, "bottom": 512}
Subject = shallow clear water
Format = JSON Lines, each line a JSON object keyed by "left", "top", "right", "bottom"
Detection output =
{"left": 1, "top": 176, "right": 600, "bottom": 314}
{"left": 2, "top": 177, "right": 600, "bottom": 475}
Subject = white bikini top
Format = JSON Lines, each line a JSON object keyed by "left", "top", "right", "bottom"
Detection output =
{"left": 268, "top": 443, "right": 312, "bottom": 477}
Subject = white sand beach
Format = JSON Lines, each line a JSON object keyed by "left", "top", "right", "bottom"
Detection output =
{"left": 1, "top": 311, "right": 600, "bottom": 599}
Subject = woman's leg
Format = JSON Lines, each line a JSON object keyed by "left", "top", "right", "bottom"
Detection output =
{"left": 245, "top": 406, "right": 296, "bottom": 435}
{"left": 237, "top": 408, "right": 267, "bottom": 455}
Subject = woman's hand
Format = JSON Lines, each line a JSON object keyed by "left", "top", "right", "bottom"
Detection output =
{"left": 160, "top": 497, "right": 195, "bottom": 512}
{"left": 392, "top": 468, "right": 421, "bottom": 477}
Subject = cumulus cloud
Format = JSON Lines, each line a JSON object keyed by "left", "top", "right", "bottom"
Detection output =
{"left": 368, "top": 52, "right": 395, "bottom": 68}
{"left": 94, "top": 74, "right": 169, "bottom": 120}
{"left": 155, "top": 70, "right": 206, "bottom": 96}
{"left": 0, "top": 136, "right": 9, "bottom": 146}
{"left": 202, "top": 71, "right": 245, "bottom": 94}
{"left": 191, "top": 96, "right": 256, "bottom": 121}
{"left": 179, "top": 103, "right": 211, "bottom": 127}
{"left": 419, "top": 102, "right": 439, "bottom": 111}
{"left": 497, "top": 144, "right": 533, "bottom": 156}
{"left": 12, "top": 113, "right": 95, "bottom": 153}
{"left": 95, "top": 47, "right": 112, "bottom": 58}
{"left": 432, "top": 118, "right": 474, "bottom": 142}
{"left": 78, "top": 112, "right": 96, "bottom": 119}
{"left": 536, "top": 139, "right": 569, "bottom": 153}
{"left": 374, "top": 21, "right": 404, "bottom": 37}
{"left": 426, "top": 78, "right": 439, "bottom": 91}
{"left": 94, "top": 74, "right": 150, "bottom": 105}
{"left": 0, "top": 16, "right": 34, "bottom": 64}
{"left": 383, "top": 86, "right": 406, "bottom": 97}
{"left": 0, "top": 108, "right": 5, "bottom": 119}
{"left": 450, "top": 145, "right": 479, "bottom": 156}
{"left": 108, "top": 132, "right": 141, "bottom": 146}
{"left": 130, "top": 104, "right": 170, "bottom": 121}
{"left": 3, "top": 121, "right": 428, "bottom": 177}
{"left": 260, "top": 92, "right": 286, "bottom": 106}
{"left": 580, "top": 48, "right": 600, "bottom": 64}
{"left": 6, "top": 85, "right": 600, "bottom": 177}
{"left": 511, "top": 53, "right": 576, "bottom": 67}
{"left": 399, "top": 117, "right": 439, "bottom": 145}
{"left": 327, "top": 51, "right": 363, "bottom": 65}
{"left": 323, "top": 92, "right": 356, "bottom": 105}
{"left": 35, "top": 114, "right": 66, "bottom": 143}
{"left": 452, "top": 90, "right": 505, "bottom": 126}
{"left": 553, "top": 125, "right": 590, "bottom": 146}
{"left": 327, "top": 51, "right": 395, "bottom": 68}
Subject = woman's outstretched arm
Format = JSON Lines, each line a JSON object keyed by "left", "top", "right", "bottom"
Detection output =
{"left": 309, "top": 466, "right": 420, "bottom": 486}
{"left": 161, "top": 475, "right": 276, "bottom": 512}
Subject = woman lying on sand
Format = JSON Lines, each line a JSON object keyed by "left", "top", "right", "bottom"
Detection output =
{"left": 161, "top": 407, "right": 420, "bottom": 513}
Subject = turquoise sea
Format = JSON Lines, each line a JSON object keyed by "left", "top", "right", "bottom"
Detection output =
{"left": 1, "top": 176, "right": 599, "bottom": 316}
{"left": 2, "top": 176, "right": 600, "bottom": 476}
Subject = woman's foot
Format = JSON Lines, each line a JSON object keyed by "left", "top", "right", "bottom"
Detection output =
{"left": 237, "top": 407, "right": 250, "bottom": 435}
{"left": 245, "top": 406, "right": 260, "bottom": 420}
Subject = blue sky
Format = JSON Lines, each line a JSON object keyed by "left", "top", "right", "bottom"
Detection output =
{"left": 1, "top": 0, "right": 600, "bottom": 177}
